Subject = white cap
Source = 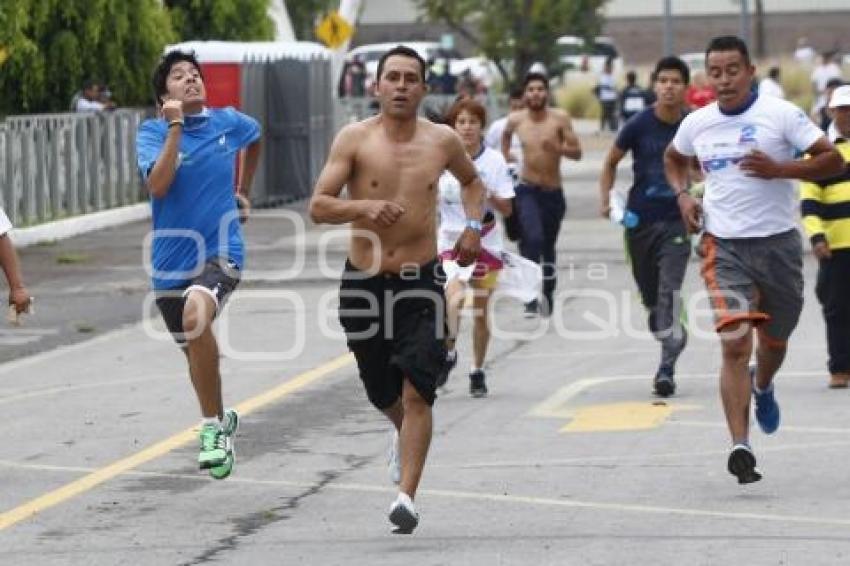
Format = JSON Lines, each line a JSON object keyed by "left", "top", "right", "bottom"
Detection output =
{"left": 828, "top": 85, "right": 850, "bottom": 108}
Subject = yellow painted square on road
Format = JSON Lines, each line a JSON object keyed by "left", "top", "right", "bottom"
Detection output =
{"left": 561, "top": 402, "right": 697, "bottom": 432}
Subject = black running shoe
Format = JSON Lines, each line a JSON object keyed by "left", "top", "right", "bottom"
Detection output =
{"left": 653, "top": 367, "right": 676, "bottom": 397}
{"left": 388, "top": 494, "right": 419, "bottom": 534}
{"left": 727, "top": 444, "right": 762, "bottom": 484}
{"left": 469, "top": 370, "right": 488, "bottom": 398}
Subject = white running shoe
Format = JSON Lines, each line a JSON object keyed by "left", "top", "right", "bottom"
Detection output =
{"left": 388, "top": 429, "right": 401, "bottom": 485}
{"left": 388, "top": 492, "right": 419, "bottom": 534}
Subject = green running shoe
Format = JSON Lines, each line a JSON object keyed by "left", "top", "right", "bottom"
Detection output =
{"left": 209, "top": 409, "right": 239, "bottom": 480}
{"left": 221, "top": 408, "right": 239, "bottom": 436}
{"left": 209, "top": 452, "right": 234, "bottom": 480}
{"left": 198, "top": 423, "right": 227, "bottom": 469}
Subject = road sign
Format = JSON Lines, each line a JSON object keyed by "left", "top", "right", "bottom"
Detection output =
{"left": 315, "top": 11, "right": 354, "bottom": 50}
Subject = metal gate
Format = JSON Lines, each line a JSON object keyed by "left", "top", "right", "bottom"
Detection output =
{"left": 241, "top": 56, "right": 333, "bottom": 207}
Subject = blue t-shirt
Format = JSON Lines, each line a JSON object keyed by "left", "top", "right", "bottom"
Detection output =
{"left": 137, "top": 107, "right": 261, "bottom": 290}
{"left": 615, "top": 107, "right": 684, "bottom": 224}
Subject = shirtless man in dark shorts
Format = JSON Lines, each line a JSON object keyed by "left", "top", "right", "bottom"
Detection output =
{"left": 309, "top": 45, "right": 485, "bottom": 533}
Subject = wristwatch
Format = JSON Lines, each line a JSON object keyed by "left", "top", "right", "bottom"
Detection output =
{"left": 466, "top": 219, "right": 483, "bottom": 234}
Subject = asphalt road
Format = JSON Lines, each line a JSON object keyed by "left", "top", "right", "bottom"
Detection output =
{"left": 2, "top": 137, "right": 849, "bottom": 565}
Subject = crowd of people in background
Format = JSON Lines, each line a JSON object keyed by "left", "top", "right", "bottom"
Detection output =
{"left": 595, "top": 48, "right": 846, "bottom": 137}
{"left": 338, "top": 54, "right": 489, "bottom": 99}
{"left": 339, "top": 40, "right": 848, "bottom": 147}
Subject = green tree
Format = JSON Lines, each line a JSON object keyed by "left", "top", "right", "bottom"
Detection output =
{"left": 287, "top": 0, "right": 337, "bottom": 41}
{"left": 414, "top": 0, "right": 608, "bottom": 88}
{"left": 0, "top": 0, "right": 174, "bottom": 115}
{"left": 165, "top": 0, "right": 274, "bottom": 42}
{"left": 0, "top": 0, "right": 45, "bottom": 115}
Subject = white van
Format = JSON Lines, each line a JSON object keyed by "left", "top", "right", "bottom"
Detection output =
{"left": 556, "top": 35, "right": 623, "bottom": 75}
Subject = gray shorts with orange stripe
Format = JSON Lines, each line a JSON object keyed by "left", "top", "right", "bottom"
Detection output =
{"left": 699, "top": 229, "right": 803, "bottom": 345}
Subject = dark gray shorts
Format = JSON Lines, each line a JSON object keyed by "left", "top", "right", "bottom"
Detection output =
{"left": 699, "top": 230, "right": 803, "bottom": 343}
{"left": 155, "top": 258, "right": 241, "bottom": 345}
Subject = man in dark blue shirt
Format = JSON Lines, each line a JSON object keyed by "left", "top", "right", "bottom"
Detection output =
{"left": 619, "top": 70, "right": 650, "bottom": 123}
{"left": 598, "top": 56, "right": 692, "bottom": 397}
{"left": 137, "top": 50, "right": 261, "bottom": 480}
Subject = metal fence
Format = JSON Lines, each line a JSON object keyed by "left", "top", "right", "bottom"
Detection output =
{"left": 0, "top": 109, "right": 148, "bottom": 226}
{"left": 241, "top": 55, "right": 334, "bottom": 207}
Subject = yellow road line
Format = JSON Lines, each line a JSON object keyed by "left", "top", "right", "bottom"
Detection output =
{"left": 0, "top": 353, "right": 353, "bottom": 531}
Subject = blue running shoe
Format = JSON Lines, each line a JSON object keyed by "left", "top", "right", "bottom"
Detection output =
{"left": 750, "top": 365, "right": 780, "bottom": 434}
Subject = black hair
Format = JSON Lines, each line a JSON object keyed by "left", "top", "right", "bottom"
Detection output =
{"left": 82, "top": 79, "right": 99, "bottom": 91}
{"left": 826, "top": 77, "right": 845, "bottom": 89}
{"left": 152, "top": 50, "right": 204, "bottom": 105}
{"left": 626, "top": 70, "right": 637, "bottom": 85}
{"left": 653, "top": 56, "right": 690, "bottom": 85}
{"left": 768, "top": 66, "right": 780, "bottom": 80}
{"left": 376, "top": 45, "right": 427, "bottom": 83}
{"left": 509, "top": 85, "right": 524, "bottom": 99}
{"left": 523, "top": 72, "right": 549, "bottom": 90}
{"left": 705, "top": 35, "right": 751, "bottom": 66}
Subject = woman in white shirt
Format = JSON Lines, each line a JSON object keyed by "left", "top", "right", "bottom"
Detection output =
{"left": 438, "top": 98, "right": 514, "bottom": 397}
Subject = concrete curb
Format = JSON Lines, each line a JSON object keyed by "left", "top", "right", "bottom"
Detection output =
{"left": 10, "top": 203, "right": 151, "bottom": 248}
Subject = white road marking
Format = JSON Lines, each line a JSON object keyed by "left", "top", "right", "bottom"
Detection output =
{"left": 531, "top": 370, "right": 826, "bottom": 419}
{"left": 3, "top": 456, "right": 850, "bottom": 528}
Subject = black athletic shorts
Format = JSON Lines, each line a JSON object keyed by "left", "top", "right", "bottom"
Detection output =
{"left": 338, "top": 258, "right": 447, "bottom": 409}
{"left": 155, "top": 257, "right": 241, "bottom": 345}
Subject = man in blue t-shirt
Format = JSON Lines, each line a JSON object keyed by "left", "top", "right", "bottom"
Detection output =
{"left": 598, "top": 56, "right": 692, "bottom": 397}
{"left": 619, "top": 70, "right": 650, "bottom": 123}
{"left": 136, "top": 50, "right": 261, "bottom": 480}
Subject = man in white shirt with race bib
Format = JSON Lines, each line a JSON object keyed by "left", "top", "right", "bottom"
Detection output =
{"left": 665, "top": 36, "right": 843, "bottom": 485}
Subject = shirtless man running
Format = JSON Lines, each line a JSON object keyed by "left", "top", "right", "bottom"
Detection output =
{"left": 502, "top": 72, "right": 582, "bottom": 315}
{"left": 309, "top": 45, "right": 485, "bottom": 533}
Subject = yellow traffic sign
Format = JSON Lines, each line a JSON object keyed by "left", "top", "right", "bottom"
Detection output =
{"left": 315, "top": 11, "right": 354, "bottom": 50}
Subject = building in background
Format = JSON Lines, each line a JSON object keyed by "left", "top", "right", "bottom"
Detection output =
{"left": 353, "top": 0, "right": 850, "bottom": 64}
{"left": 604, "top": 0, "right": 849, "bottom": 62}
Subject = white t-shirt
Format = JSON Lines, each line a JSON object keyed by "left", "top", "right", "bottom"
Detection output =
{"left": 75, "top": 98, "right": 105, "bottom": 112}
{"left": 811, "top": 63, "right": 843, "bottom": 111}
{"left": 484, "top": 116, "right": 522, "bottom": 172}
{"left": 673, "top": 94, "right": 824, "bottom": 238}
{"left": 812, "top": 63, "right": 843, "bottom": 93}
{"left": 597, "top": 74, "right": 617, "bottom": 102}
{"left": 758, "top": 77, "right": 785, "bottom": 99}
{"left": 437, "top": 146, "right": 514, "bottom": 254}
{"left": 794, "top": 46, "right": 815, "bottom": 63}
{"left": 0, "top": 209, "right": 12, "bottom": 236}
